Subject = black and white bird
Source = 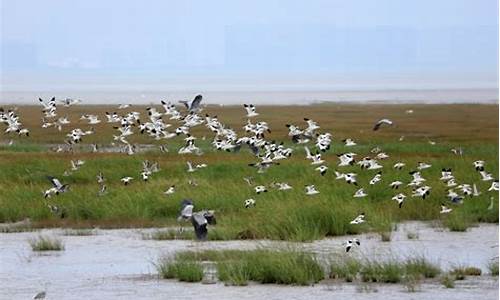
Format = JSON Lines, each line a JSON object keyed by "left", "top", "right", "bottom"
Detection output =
{"left": 417, "top": 162, "right": 432, "bottom": 170}
{"left": 488, "top": 180, "right": 499, "bottom": 191}
{"left": 179, "top": 94, "right": 203, "bottom": 113}
{"left": 373, "top": 118, "right": 393, "bottom": 131}
{"left": 369, "top": 172, "right": 382, "bottom": 185}
{"left": 243, "top": 104, "right": 259, "bottom": 117}
{"left": 191, "top": 210, "right": 216, "bottom": 240}
{"left": 350, "top": 213, "right": 365, "bottom": 224}
{"left": 274, "top": 182, "right": 293, "bottom": 190}
{"left": 480, "top": 171, "right": 494, "bottom": 181}
{"left": 177, "top": 199, "right": 194, "bottom": 222}
{"left": 345, "top": 238, "right": 360, "bottom": 252}
{"left": 440, "top": 204, "right": 453, "bottom": 214}
{"left": 473, "top": 160, "right": 485, "bottom": 171}
{"left": 305, "top": 184, "right": 319, "bottom": 195}
{"left": 342, "top": 138, "right": 357, "bottom": 146}
{"left": 164, "top": 185, "right": 175, "bottom": 195}
{"left": 254, "top": 185, "right": 267, "bottom": 194}
{"left": 344, "top": 173, "right": 358, "bottom": 186}
{"left": 392, "top": 193, "right": 406, "bottom": 208}
{"left": 393, "top": 162, "right": 406, "bottom": 170}
{"left": 44, "top": 176, "right": 69, "bottom": 198}
{"left": 315, "top": 165, "right": 328, "bottom": 176}
{"left": 353, "top": 188, "right": 367, "bottom": 198}
{"left": 389, "top": 181, "right": 403, "bottom": 189}
{"left": 121, "top": 176, "right": 133, "bottom": 185}
{"left": 412, "top": 186, "right": 431, "bottom": 199}
{"left": 244, "top": 199, "right": 256, "bottom": 208}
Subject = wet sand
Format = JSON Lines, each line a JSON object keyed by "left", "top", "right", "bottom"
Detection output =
{"left": 1, "top": 222, "right": 498, "bottom": 299}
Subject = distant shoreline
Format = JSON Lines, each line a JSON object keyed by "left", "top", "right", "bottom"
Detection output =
{"left": 1, "top": 88, "right": 497, "bottom": 105}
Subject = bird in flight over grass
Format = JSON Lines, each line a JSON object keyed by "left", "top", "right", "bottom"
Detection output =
{"left": 373, "top": 118, "right": 393, "bottom": 131}
{"left": 243, "top": 104, "right": 259, "bottom": 117}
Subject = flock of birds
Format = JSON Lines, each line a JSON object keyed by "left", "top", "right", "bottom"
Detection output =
{"left": 1, "top": 95, "right": 499, "bottom": 250}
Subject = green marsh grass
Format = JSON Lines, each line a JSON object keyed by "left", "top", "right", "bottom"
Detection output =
{"left": 159, "top": 249, "right": 324, "bottom": 285}
{"left": 157, "top": 259, "right": 204, "bottom": 282}
{"left": 0, "top": 104, "right": 497, "bottom": 241}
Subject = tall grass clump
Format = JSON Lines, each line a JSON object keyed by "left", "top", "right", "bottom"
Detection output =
{"left": 404, "top": 257, "right": 440, "bottom": 278}
{"left": 329, "top": 257, "right": 362, "bottom": 282}
{"left": 158, "top": 249, "right": 324, "bottom": 285}
{"left": 450, "top": 266, "right": 482, "bottom": 280}
{"left": 440, "top": 275, "right": 455, "bottom": 288}
{"left": 487, "top": 260, "right": 499, "bottom": 276}
{"left": 442, "top": 213, "right": 471, "bottom": 232}
{"left": 217, "top": 261, "right": 251, "bottom": 286}
{"left": 29, "top": 235, "right": 65, "bottom": 251}
{"left": 360, "top": 260, "right": 403, "bottom": 283}
{"left": 157, "top": 259, "right": 204, "bottom": 282}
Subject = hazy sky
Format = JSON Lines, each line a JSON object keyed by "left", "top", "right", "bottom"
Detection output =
{"left": 1, "top": 0, "right": 498, "bottom": 92}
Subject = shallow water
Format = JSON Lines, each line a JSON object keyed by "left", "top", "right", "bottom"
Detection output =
{"left": 1, "top": 222, "right": 498, "bottom": 299}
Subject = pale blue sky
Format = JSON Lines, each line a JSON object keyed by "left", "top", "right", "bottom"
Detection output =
{"left": 1, "top": 0, "right": 498, "bottom": 92}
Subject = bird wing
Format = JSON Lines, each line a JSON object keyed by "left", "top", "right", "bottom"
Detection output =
{"left": 189, "top": 95, "right": 203, "bottom": 111}
{"left": 48, "top": 176, "right": 62, "bottom": 189}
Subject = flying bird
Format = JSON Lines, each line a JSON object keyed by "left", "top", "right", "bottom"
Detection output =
{"left": 373, "top": 119, "right": 393, "bottom": 131}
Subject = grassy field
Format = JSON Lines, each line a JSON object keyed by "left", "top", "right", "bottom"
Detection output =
{"left": 0, "top": 103, "right": 498, "bottom": 241}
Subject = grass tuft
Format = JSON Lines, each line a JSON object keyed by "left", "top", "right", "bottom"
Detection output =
{"left": 29, "top": 235, "right": 65, "bottom": 251}
{"left": 440, "top": 275, "right": 455, "bottom": 288}
{"left": 487, "top": 260, "right": 499, "bottom": 276}
{"left": 157, "top": 259, "right": 204, "bottom": 282}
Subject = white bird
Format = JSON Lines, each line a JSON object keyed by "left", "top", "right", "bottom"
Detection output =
{"left": 345, "top": 238, "right": 360, "bottom": 252}
{"left": 353, "top": 188, "right": 367, "bottom": 198}
{"left": 350, "top": 213, "right": 365, "bottom": 224}
{"left": 186, "top": 161, "right": 196, "bottom": 173}
{"left": 393, "top": 162, "right": 406, "bottom": 170}
{"left": 70, "top": 159, "right": 85, "bottom": 171}
{"left": 473, "top": 183, "right": 481, "bottom": 196}
{"left": 439, "top": 168, "right": 454, "bottom": 181}
{"left": 315, "top": 165, "right": 328, "bottom": 176}
{"left": 342, "top": 138, "right": 357, "bottom": 146}
{"left": 376, "top": 152, "right": 389, "bottom": 160}
{"left": 480, "top": 171, "right": 494, "bottom": 181}
{"left": 412, "top": 186, "right": 431, "bottom": 199}
{"left": 343, "top": 173, "right": 358, "bottom": 186}
{"left": 473, "top": 160, "right": 485, "bottom": 171}
{"left": 274, "top": 182, "right": 293, "bottom": 190}
{"left": 118, "top": 104, "right": 131, "bottom": 109}
{"left": 440, "top": 204, "right": 453, "bottom": 214}
{"left": 392, "top": 193, "right": 406, "bottom": 208}
{"left": 373, "top": 118, "right": 393, "bottom": 131}
{"left": 44, "top": 176, "right": 69, "bottom": 198}
{"left": 244, "top": 199, "right": 256, "bottom": 208}
{"left": 164, "top": 185, "right": 175, "bottom": 195}
{"left": 121, "top": 177, "right": 133, "bottom": 185}
{"left": 369, "top": 172, "right": 382, "bottom": 185}
{"left": 488, "top": 180, "right": 499, "bottom": 191}
{"left": 389, "top": 181, "right": 403, "bottom": 189}
{"left": 305, "top": 185, "right": 319, "bottom": 195}
{"left": 243, "top": 104, "right": 259, "bottom": 117}
{"left": 254, "top": 185, "right": 267, "bottom": 194}
{"left": 417, "top": 162, "right": 432, "bottom": 170}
